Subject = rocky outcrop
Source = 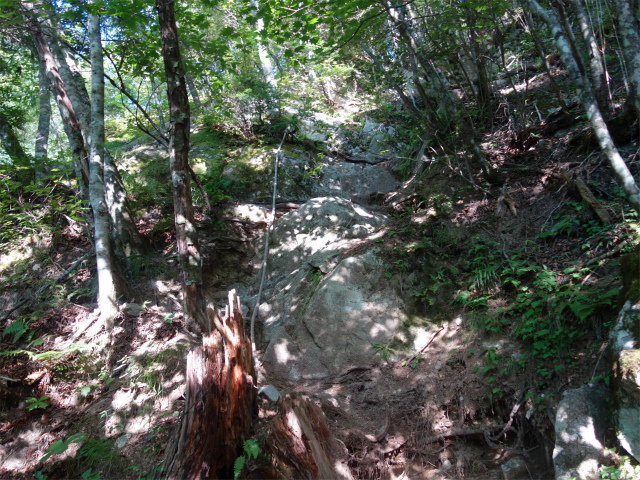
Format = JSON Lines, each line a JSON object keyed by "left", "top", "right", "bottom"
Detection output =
{"left": 240, "top": 196, "right": 412, "bottom": 381}
{"left": 609, "top": 301, "right": 640, "bottom": 462}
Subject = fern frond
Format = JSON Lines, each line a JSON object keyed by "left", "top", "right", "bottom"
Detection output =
{"left": 3, "top": 318, "right": 29, "bottom": 343}
{"left": 244, "top": 439, "right": 259, "bottom": 460}
{"left": 233, "top": 455, "right": 246, "bottom": 480}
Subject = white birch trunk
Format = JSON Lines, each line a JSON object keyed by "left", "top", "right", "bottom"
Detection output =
{"left": 524, "top": 0, "right": 640, "bottom": 215}
{"left": 571, "top": 0, "right": 609, "bottom": 115}
{"left": 35, "top": 58, "right": 51, "bottom": 181}
{"left": 88, "top": 9, "right": 118, "bottom": 333}
{"left": 612, "top": 0, "right": 640, "bottom": 117}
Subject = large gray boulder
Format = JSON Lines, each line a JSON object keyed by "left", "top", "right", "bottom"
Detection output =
{"left": 243, "top": 197, "right": 410, "bottom": 380}
{"left": 553, "top": 383, "right": 610, "bottom": 480}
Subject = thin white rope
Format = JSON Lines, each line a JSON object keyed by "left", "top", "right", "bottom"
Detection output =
{"left": 250, "top": 128, "right": 288, "bottom": 365}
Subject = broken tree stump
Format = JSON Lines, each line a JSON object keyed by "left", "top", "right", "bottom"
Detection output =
{"left": 162, "top": 289, "right": 256, "bottom": 479}
{"left": 267, "top": 394, "right": 353, "bottom": 480}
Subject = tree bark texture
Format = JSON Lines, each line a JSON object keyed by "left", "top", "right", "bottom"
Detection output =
{"left": 89, "top": 9, "right": 118, "bottom": 338}
{"left": 184, "top": 71, "right": 202, "bottom": 119}
{"left": 570, "top": 0, "right": 610, "bottom": 117}
{"left": 162, "top": 290, "right": 256, "bottom": 479}
{"left": 612, "top": 0, "right": 640, "bottom": 118}
{"left": 156, "top": 0, "right": 208, "bottom": 332}
{"left": 35, "top": 58, "right": 51, "bottom": 181}
{"left": 267, "top": 394, "right": 353, "bottom": 480}
{"left": 25, "top": 11, "right": 89, "bottom": 199}
{"left": 46, "top": 28, "right": 148, "bottom": 257}
{"left": 524, "top": 0, "right": 640, "bottom": 215}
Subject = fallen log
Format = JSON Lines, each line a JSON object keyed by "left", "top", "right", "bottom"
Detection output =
{"left": 267, "top": 394, "right": 353, "bottom": 480}
{"left": 161, "top": 290, "right": 256, "bottom": 479}
{"left": 574, "top": 177, "right": 612, "bottom": 224}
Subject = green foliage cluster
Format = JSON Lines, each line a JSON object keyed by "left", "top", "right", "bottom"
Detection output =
{"left": 233, "top": 438, "right": 260, "bottom": 479}
{"left": 0, "top": 167, "right": 85, "bottom": 245}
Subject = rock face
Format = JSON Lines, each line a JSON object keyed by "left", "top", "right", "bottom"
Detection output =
{"left": 553, "top": 383, "right": 610, "bottom": 480}
{"left": 609, "top": 301, "right": 640, "bottom": 462}
{"left": 244, "top": 196, "right": 409, "bottom": 381}
{"left": 311, "top": 156, "right": 399, "bottom": 200}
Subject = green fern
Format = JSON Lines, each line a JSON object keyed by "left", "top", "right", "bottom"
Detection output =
{"left": 0, "top": 343, "right": 91, "bottom": 361}
{"left": 233, "top": 455, "right": 246, "bottom": 480}
{"left": 243, "top": 439, "right": 259, "bottom": 460}
{"left": 3, "top": 318, "right": 29, "bottom": 343}
{"left": 233, "top": 439, "right": 260, "bottom": 479}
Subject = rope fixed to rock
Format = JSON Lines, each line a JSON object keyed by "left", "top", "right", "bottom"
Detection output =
{"left": 250, "top": 127, "right": 288, "bottom": 364}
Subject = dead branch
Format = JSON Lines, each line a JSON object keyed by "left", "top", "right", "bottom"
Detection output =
{"left": 399, "top": 326, "right": 444, "bottom": 366}
{"left": 364, "top": 416, "right": 390, "bottom": 443}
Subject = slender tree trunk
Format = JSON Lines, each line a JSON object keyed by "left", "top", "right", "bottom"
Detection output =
{"left": 251, "top": 0, "right": 277, "bottom": 90}
{"left": 88, "top": 8, "right": 118, "bottom": 363}
{"left": 571, "top": 0, "right": 610, "bottom": 117}
{"left": 46, "top": 18, "right": 148, "bottom": 257}
{"left": 524, "top": 11, "right": 569, "bottom": 111}
{"left": 360, "top": 44, "right": 432, "bottom": 128}
{"left": 612, "top": 0, "right": 640, "bottom": 117}
{"left": 383, "top": 0, "right": 502, "bottom": 183}
{"left": 35, "top": 58, "right": 51, "bottom": 181}
{"left": 151, "top": 75, "right": 167, "bottom": 133}
{"left": 25, "top": 11, "right": 89, "bottom": 200}
{"left": 184, "top": 71, "right": 202, "bottom": 120}
{"left": 0, "top": 115, "right": 32, "bottom": 183}
{"left": 524, "top": 0, "right": 640, "bottom": 214}
{"left": 156, "top": 0, "right": 208, "bottom": 333}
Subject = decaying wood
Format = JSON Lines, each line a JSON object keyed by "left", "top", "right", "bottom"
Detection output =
{"left": 561, "top": 171, "right": 612, "bottom": 224}
{"left": 574, "top": 177, "right": 612, "bottom": 224}
{"left": 162, "top": 290, "right": 256, "bottom": 479}
{"left": 267, "top": 394, "right": 353, "bottom": 480}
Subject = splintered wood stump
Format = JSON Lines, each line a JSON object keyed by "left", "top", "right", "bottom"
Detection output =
{"left": 267, "top": 394, "right": 353, "bottom": 480}
{"left": 162, "top": 290, "right": 256, "bottom": 479}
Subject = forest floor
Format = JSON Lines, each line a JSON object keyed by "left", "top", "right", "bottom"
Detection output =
{"left": 0, "top": 91, "right": 638, "bottom": 479}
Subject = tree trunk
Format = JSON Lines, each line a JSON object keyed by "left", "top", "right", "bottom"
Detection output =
{"left": 267, "top": 394, "right": 353, "bottom": 480}
{"left": 25, "top": 11, "right": 89, "bottom": 200}
{"left": 184, "top": 71, "right": 202, "bottom": 120}
{"left": 570, "top": 0, "right": 610, "bottom": 117}
{"left": 162, "top": 291, "right": 256, "bottom": 479}
{"left": 0, "top": 115, "right": 28, "bottom": 166}
{"left": 46, "top": 26, "right": 148, "bottom": 257}
{"left": 383, "top": 0, "right": 502, "bottom": 184}
{"left": 88, "top": 7, "right": 118, "bottom": 364}
{"left": 612, "top": 0, "right": 640, "bottom": 118}
{"left": 35, "top": 58, "right": 51, "bottom": 181}
{"left": 151, "top": 75, "right": 167, "bottom": 133}
{"left": 251, "top": 0, "right": 278, "bottom": 90}
{"left": 523, "top": 0, "right": 640, "bottom": 215}
{"left": 156, "top": 0, "right": 208, "bottom": 333}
